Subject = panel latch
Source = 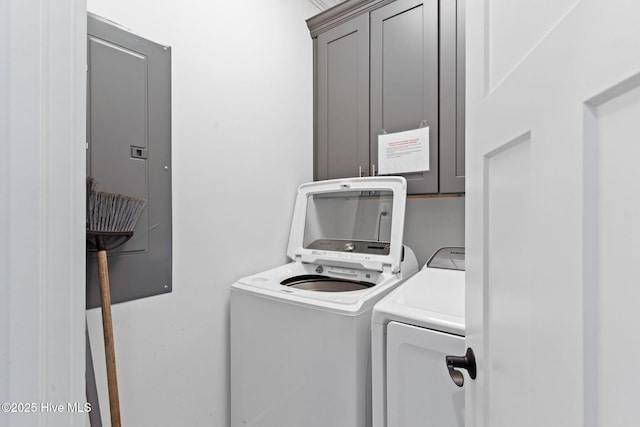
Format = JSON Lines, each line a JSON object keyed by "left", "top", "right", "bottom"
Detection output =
{"left": 130, "top": 146, "right": 148, "bottom": 159}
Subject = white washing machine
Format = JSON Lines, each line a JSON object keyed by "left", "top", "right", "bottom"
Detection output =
{"left": 231, "top": 177, "right": 418, "bottom": 427}
{"left": 372, "top": 247, "right": 466, "bottom": 427}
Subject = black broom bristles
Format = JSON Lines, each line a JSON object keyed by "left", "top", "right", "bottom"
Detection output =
{"left": 86, "top": 177, "right": 147, "bottom": 233}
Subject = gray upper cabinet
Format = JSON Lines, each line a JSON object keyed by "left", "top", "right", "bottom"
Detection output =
{"left": 370, "top": 0, "right": 439, "bottom": 194}
{"left": 439, "top": 0, "right": 465, "bottom": 193}
{"left": 308, "top": 0, "right": 465, "bottom": 194}
{"left": 316, "top": 14, "right": 370, "bottom": 179}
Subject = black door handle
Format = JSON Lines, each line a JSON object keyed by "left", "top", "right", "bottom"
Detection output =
{"left": 445, "top": 348, "right": 476, "bottom": 387}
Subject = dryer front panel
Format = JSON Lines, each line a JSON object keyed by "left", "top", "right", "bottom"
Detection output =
{"left": 386, "top": 321, "right": 465, "bottom": 426}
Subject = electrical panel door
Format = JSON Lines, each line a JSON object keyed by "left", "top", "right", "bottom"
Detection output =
{"left": 86, "top": 13, "right": 172, "bottom": 308}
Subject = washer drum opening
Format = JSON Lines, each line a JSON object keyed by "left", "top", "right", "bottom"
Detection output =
{"left": 280, "top": 275, "right": 374, "bottom": 292}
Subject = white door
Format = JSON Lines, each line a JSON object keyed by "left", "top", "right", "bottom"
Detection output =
{"left": 1, "top": 1, "right": 86, "bottom": 426}
{"left": 464, "top": 0, "right": 640, "bottom": 426}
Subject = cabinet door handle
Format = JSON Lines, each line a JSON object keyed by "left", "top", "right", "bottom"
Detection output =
{"left": 358, "top": 166, "right": 363, "bottom": 177}
{"left": 371, "top": 164, "right": 376, "bottom": 176}
{"left": 445, "top": 348, "right": 477, "bottom": 387}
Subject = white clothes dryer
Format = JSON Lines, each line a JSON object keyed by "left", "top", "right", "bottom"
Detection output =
{"left": 372, "top": 247, "right": 466, "bottom": 427}
{"left": 230, "top": 177, "right": 418, "bottom": 427}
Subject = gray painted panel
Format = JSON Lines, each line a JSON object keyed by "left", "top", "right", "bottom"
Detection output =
{"left": 316, "top": 14, "right": 369, "bottom": 179}
{"left": 89, "top": 37, "right": 149, "bottom": 253}
{"left": 328, "top": 31, "right": 360, "bottom": 178}
{"left": 439, "top": 0, "right": 465, "bottom": 193}
{"left": 456, "top": 0, "right": 466, "bottom": 180}
{"left": 371, "top": 0, "right": 439, "bottom": 194}
{"left": 312, "top": 39, "right": 319, "bottom": 180}
{"left": 86, "top": 13, "right": 172, "bottom": 308}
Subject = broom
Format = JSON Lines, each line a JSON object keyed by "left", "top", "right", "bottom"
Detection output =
{"left": 87, "top": 177, "right": 146, "bottom": 427}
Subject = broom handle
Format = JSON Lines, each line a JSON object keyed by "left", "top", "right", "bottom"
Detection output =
{"left": 97, "top": 249, "right": 122, "bottom": 427}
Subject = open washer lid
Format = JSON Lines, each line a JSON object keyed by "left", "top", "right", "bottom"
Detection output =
{"left": 287, "top": 177, "right": 408, "bottom": 273}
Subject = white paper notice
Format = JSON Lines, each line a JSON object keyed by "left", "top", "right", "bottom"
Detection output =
{"left": 377, "top": 127, "right": 430, "bottom": 174}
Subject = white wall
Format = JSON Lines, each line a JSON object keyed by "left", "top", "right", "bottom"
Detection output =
{"left": 85, "top": 1, "right": 318, "bottom": 426}
{"left": 84, "top": 2, "right": 465, "bottom": 426}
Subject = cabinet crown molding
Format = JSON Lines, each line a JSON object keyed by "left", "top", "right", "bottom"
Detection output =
{"left": 306, "top": 0, "right": 395, "bottom": 37}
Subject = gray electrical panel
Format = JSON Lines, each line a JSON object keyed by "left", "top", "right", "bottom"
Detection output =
{"left": 86, "top": 13, "right": 172, "bottom": 308}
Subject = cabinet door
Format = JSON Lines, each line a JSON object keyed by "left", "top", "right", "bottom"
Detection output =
{"left": 371, "top": 0, "right": 439, "bottom": 194}
{"left": 316, "top": 14, "right": 370, "bottom": 180}
{"left": 439, "top": 0, "right": 465, "bottom": 193}
{"left": 386, "top": 322, "right": 465, "bottom": 426}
